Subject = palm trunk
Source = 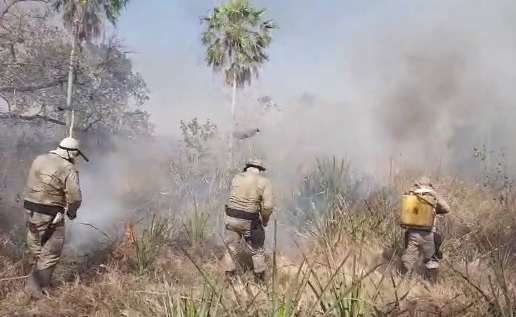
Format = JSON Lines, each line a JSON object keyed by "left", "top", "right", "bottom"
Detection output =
{"left": 66, "top": 28, "right": 78, "bottom": 137}
{"left": 8, "top": 88, "right": 14, "bottom": 116}
{"left": 229, "top": 75, "right": 237, "bottom": 167}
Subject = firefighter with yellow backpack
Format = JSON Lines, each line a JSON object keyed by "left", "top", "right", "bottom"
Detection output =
{"left": 400, "top": 177, "right": 450, "bottom": 283}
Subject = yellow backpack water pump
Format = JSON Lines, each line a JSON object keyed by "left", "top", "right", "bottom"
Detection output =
{"left": 400, "top": 193, "right": 435, "bottom": 230}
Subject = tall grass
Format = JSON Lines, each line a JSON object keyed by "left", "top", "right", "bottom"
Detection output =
{"left": 183, "top": 205, "right": 209, "bottom": 246}
{"left": 3, "top": 154, "right": 516, "bottom": 317}
{"left": 133, "top": 215, "right": 172, "bottom": 275}
{"left": 293, "top": 157, "right": 364, "bottom": 245}
{"left": 161, "top": 285, "right": 219, "bottom": 317}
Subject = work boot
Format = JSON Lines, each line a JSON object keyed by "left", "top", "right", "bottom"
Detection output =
{"left": 399, "top": 265, "right": 413, "bottom": 280}
{"left": 399, "top": 265, "right": 408, "bottom": 276}
{"left": 25, "top": 270, "right": 44, "bottom": 300}
{"left": 253, "top": 271, "right": 265, "bottom": 285}
{"left": 424, "top": 268, "right": 439, "bottom": 285}
{"left": 225, "top": 270, "right": 237, "bottom": 283}
{"left": 38, "top": 267, "right": 54, "bottom": 296}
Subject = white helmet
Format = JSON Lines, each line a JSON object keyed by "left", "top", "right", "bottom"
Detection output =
{"left": 414, "top": 176, "right": 432, "bottom": 188}
{"left": 59, "top": 137, "right": 80, "bottom": 151}
{"left": 245, "top": 158, "right": 266, "bottom": 171}
{"left": 57, "top": 137, "right": 89, "bottom": 162}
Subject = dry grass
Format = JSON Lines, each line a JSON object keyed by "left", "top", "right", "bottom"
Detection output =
{"left": 1, "top": 144, "right": 516, "bottom": 316}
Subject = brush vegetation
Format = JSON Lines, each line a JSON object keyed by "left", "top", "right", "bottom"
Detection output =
{"left": 1, "top": 2, "right": 515, "bottom": 317}
{"left": 1, "top": 148, "right": 516, "bottom": 317}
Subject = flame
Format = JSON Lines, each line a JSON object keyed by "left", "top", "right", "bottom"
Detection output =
{"left": 125, "top": 223, "right": 136, "bottom": 246}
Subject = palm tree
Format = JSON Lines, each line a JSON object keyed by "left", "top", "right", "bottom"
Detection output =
{"left": 53, "top": 0, "right": 129, "bottom": 137}
{"left": 201, "top": 0, "right": 276, "bottom": 164}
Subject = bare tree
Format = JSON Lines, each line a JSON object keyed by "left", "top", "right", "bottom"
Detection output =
{"left": 52, "top": 0, "right": 130, "bottom": 137}
{"left": 0, "top": 6, "right": 151, "bottom": 136}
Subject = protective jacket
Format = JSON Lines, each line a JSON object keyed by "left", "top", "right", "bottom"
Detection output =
{"left": 227, "top": 169, "right": 273, "bottom": 220}
{"left": 410, "top": 186, "right": 450, "bottom": 231}
{"left": 223, "top": 168, "right": 273, "bottom": 274}
{"left": 24, "top": 152, "right": 82, "bottom": 215}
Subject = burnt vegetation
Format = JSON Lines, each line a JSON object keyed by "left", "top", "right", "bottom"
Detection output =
{"left": 1, "top": 1, "right": 516, "bottom": 317}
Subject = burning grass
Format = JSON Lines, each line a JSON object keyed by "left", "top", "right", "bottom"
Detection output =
{"left": 1, "top": 156, "right": 516, "bottom": 316}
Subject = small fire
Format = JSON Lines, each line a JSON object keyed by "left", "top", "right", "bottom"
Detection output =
{"left": 125, "top": 223, "right": 136, "bottom": 246}
{"left": 112, "top": 222, "right": 137, "bottom": 263}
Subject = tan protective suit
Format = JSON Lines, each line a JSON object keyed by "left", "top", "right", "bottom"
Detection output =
{"left": 223, "top": 168, "right": 273, "bottom": 274}
{"left": 24, "top": 151, "right": 82, "bottom": 271}
{"left": 401, "top": 185, "right": 450, "bottom": 273}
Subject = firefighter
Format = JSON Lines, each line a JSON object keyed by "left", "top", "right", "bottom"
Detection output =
{"left": 222, "top": 159, "right": 274, "bottom": 284}
{"left": 401, "top": 176, "right": 450, "bottom": 283}
{"left": 23, "top": 137, "right": 87, "bottom": 299}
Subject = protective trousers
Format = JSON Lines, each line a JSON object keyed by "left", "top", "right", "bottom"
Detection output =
{"left": 26, "top": 211, "right": 65, "bottom": 272}
{"left": 223, "top": 216, "right": 266, "bottom": 274}
{"left": 401, "top": 229, "right": 439, "bottom": 273}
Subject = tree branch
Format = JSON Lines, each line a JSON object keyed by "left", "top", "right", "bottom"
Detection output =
{"left": 0, "top": 76, "right": 66, "bottom": 93}
{"left": 0, "top": 112, "right": 65, "bottom": 125}
{"left": 0, "top": 93, "right": 10, "bottom": 113}
{"left": 83, "top": 116, "right": 102, "bottom": 132}
{"left": 0, "top": 0, "right": 48, "bottom": 20}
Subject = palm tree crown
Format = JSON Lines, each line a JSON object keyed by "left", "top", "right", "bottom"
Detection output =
{"left": 201, "top": 0, "right": 276, "bottom": 88}
{"left": 53, "top": 0, "right": 129, "bottom": 41}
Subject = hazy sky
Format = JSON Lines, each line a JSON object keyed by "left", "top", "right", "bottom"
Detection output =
{"left": 115, "top": 0, "right": 416, "bottom": 135}
{"left": 114, "top": 1, "right": 516, "bottom": 176}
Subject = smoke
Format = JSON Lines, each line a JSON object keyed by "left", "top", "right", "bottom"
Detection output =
{"left": 5, "top": 1, "right": 516, "bottom": 252}
{"left": 109, "top": 0, "right": 516, "bottom": 222}
{"left": 115, "top": 0, "right": 516, "bottom": 182}
{"left": 65, "top": 137, "right": 173, "bottom": 253}
{"left": 360, "top": 1, "right": 516, "bottom": 172}
{"left": 232, "top": 0, "right": 516, "bottom": 182}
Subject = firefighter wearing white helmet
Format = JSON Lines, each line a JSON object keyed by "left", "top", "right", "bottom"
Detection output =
{"left": 222, "top": 159, "right": 274, "bottom": 284}
{"left": 22, "top": 137, "right": 86, "bottom": 299}
{"left": 55, "top": 137, "right": 89, "bottom": 162}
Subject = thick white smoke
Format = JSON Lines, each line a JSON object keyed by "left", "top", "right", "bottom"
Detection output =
{"left": 233, "top": 0, "right": 516, "bottom": 183}
{"left": 9, "top": 0, "right": 516, "bottom": 251}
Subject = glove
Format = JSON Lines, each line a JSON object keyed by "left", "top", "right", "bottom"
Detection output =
{"left": 51, "top": 212, "right": 64, "bottom": 224}
{"left": 66, "top": 208, "right": 77, "bottom": 220}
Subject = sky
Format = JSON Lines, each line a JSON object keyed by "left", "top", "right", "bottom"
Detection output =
{"left": 115, "top": 0, "right": 409, "bottom": 135}
{"left": 114, "top": 0, "right": 516, "bottom": 176}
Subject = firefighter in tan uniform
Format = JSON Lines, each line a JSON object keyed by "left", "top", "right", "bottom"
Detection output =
{"left": 223, "top": 159, "right": 274, "bottom": 283}
{"left": 23, "top": 137, "right": 87, "bottom": 299}
{"left": 401, "top": 177, "right": 450, "bottom": 283}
